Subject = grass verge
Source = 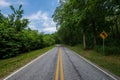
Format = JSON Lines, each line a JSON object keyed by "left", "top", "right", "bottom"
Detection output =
{"left": 0, "top": 46, "right": 54, "bottom": 79}
{"left": 68, "top": 45, "right": 120, "bottom": 77}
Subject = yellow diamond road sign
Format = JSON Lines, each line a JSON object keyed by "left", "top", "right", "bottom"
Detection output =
{"left": 100, "top": 31, "right": 108, "bottom": 39}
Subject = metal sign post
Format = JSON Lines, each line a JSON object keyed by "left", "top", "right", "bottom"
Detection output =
{"left": 100, "top": 31, "right": 108, "bottom": 54}
{"left": 103, "top": 39, "right": 104, "bottom": 54}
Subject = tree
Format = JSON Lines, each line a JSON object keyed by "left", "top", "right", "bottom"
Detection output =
{"left": 9, "top": 5, "right": 29, "bottom": 31}
{"left": 0, "top": 5, "right": 55, "bottom": 59}
{"left": 53, "top": 0, "right": 120, "bottom": 51}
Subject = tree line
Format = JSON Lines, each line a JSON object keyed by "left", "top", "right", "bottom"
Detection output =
{"left": 53, "top": 0, "right": 120, "bottom": 55}
{"left": 0, "top": 5, "right": 55, "bottom": 59}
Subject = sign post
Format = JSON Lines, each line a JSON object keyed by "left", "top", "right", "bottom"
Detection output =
{"left": 100, "top": 31, "right": 108, "bottom": 54}
{"left": 103, "top": 39, "right": 104, "bottom": 54}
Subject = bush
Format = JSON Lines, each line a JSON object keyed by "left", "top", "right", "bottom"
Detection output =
{"left": 0, "top": 41, "right": 20, "bottom": 59}
{"left": 43, "top": 34, "right": 55, "bottom": 47}
{"left": 0, "top": 5, "right": 56, "bottom": 59}
{"left": 105, "top": 46, "right": 120, "bottom": 55}
{"left": 94, "top": 45, "right": 120, "bottom": 55}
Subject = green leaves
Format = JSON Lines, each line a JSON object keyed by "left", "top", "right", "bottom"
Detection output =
{"left": 53, "top": 0, "right": 120, "bottom": 49}
{"left": 0, "top": 5, "right": 55, "bottom": 59}
{"left": 9, "top": 5, "right": 27, "bottom": 31}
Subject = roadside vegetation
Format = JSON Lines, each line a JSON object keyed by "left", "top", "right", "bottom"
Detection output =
{"left": 53, "top": 0, "right": 120, "bottom": 55}
{"left": 0, "top": 5, "right": 55, "bottom": 59}
{"left": 0, "top": 46, "right": 53, "bottom": 79}
{"left": 68, "top": 45, "right": 120, "bottom": 77}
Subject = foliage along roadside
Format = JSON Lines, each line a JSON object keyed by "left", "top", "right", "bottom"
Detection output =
{"left": 0, "top": 5, "right": 55, "bottom": 59}
{"left": 52, "top": 0, "right": 120, "bottom": 55}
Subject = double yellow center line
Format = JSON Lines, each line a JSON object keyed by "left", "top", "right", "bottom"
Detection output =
{"left": 55, "top": 48, "right": 64, "bottom": 80}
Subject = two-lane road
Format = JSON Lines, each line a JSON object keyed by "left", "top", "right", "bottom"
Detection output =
{"left": 4, "top": 46, "right": 119, "bottom": 80}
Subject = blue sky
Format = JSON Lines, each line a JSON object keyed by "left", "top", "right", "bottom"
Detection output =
{"left": 0, "top": 0, "right": 59, "bottom": 33}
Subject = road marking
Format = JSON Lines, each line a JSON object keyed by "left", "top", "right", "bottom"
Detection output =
{"left": 4, "top": 48, "right": 55, "bottom": 80}
{"left": 55, "top": 48, "right": 64, "bottom": 80}
{"left": 68, "top": 48, "right": 118, "bottom": 80}
{"left": 59, "top": 48, "right": 64, "bottom": 80}
{"left": 55, "top": 49, "right": 60, "bottom": 80}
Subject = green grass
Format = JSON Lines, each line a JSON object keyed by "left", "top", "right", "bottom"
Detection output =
{"left": 68, "top": 45, "right": 120, "bottom": 77}
{"left": 0, "top": 46, "right": 54, "bottom": 79}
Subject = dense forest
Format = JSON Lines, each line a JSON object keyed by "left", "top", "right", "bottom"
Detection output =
{"left": 0, "top": 5, "right": 55, "bottom": 59}
{"left": 53, "top": 0, "right": 120, "bottom": 55}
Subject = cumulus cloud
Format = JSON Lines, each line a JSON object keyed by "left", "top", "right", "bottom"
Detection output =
{"left": 16, "top": 1, "right": 26, "bottom": 5}
{"left": 43, "top": 27, "right": 56, "bottom": 33}
{"left": 26, "top": 11, "right": 56, "bottom": 33}
{"left": 58, "top": 0, "right": 66, "bottom": 3}
{"left": 28, "top": 11, "right": 48, "bottom": 21}
{"left": 0, "top": 0, "right": 26, "bottom": 9}
{"left": 0, "top": 0, "right": 11, "bottom": 7}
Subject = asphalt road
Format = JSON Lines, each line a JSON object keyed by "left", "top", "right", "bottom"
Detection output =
{"left": 4, "top": 46, "right": 119, "bottom": 80}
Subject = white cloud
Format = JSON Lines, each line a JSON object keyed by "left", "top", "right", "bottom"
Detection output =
{"left": 26, "top": 10, "right": 56, "bottom": 33}
{"left": 28, "top": 11, "right": 48, "bottom": 21}
{"left": 0, "top": 0, "right": 11, "bottom": 7}
{"left": 43, "top": 27, "right": 56, "bottom": 33}
{"left": 29, "top": 23, "right": 37, "bottom": 30}
{"left": 0, "top": 0, "right": 27, "bottom": 9}
{"left": 58, "top": 0, "right": 66, "bottom": 3}
{"left": 16, "top": 1, "right": 26, "bottom": 5}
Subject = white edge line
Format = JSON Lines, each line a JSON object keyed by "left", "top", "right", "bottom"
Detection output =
{"left": 68, "top": 49, "right": 118, "bottom": 80}
{"left": 4, "top": 48, "right": 55, "bottom": 80}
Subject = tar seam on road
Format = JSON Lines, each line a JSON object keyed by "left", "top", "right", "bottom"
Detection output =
{"left": 55, "top": 47, "right": 64, "bottom": 80}
{"left": 67, "top": 48, "right": 118, "bottom": 80}
{"left": 63, "top": 47, "right": 84, "bottom": 80}
{"left": 4, "top": 48, "right": 55, "bottom": 80}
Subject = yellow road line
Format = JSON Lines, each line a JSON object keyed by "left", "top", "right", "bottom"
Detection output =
{"left": 59, "top": 48, "right": 64, "bottom": 80}
{"left": 55, "top": 48, "right": 64, "bottom": 80}
{"left": 55, "top": 49, "right": 60, "bottom": 80}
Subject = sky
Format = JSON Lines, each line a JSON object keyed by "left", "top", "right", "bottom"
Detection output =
{"left": 0, "top": 0, "right": 59, "bottom": 33}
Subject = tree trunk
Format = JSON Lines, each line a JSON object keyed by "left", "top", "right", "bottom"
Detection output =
{"left": 92, "top": 21, "right": 97, "bottom": 47}
{"left": 115, "top": 18, "right": 119, "bottom": 38}
{"left": 83, "top": 31, "right": 86, "bottom": 49}
{"left": 94, "top": 36, "right": 96, "bottom": 47}
{"left": 111, "top": 26, "right": 115, "bottom": 38}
